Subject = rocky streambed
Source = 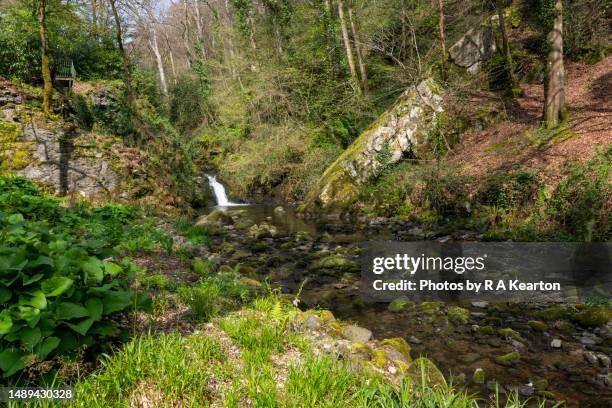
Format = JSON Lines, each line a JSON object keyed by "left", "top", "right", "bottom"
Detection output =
{"left": 197, "top": 205, "right": 611, "bottom": 407}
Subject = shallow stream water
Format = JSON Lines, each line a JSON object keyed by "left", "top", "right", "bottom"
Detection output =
{"left": 203, "top": 200, "right": 611, "bottom": 408}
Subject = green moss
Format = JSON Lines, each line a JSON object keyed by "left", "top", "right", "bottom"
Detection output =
{"left": 447, "top": 306, "right": 470, "bottom": 325}
{"left": 535, "top": 305, "right": 576, "bottom": 321}
{"left": 478, "top": 325, "right": 496, "bottom": 335}
{"left": 406, "top": 357, "right": 448, "bottom": 390}
{"left": 527, "top": 320, "right": 547, "bottom": 331}
{"left": 473, "top": 368, "right": 485, "bottom": 384}
{"left": 380, "top": 338, "right": 412, "bottom": 362}
{"left": 420, "top": 301, "right": 443, "bottom": 315}
{"left": 0, "top": 121, "right": 32, "bottom": 172}
{"left": 571, "top": 307, "right": 612, "bottom": 327}
{"left": 0, "top": 122, "right": 21, "bottom": 142}
{"left": 388, "top": 297, "right": 412, "bottom": 313}
{"left": 495, "top": 351, "right": 520, "bottom": 366}
{"left": 498, "top": 328, "right": 523, "bottom": 341}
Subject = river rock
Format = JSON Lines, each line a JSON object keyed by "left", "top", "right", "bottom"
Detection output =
{"left": 407, "top": 358, "right": 448, "bottom": 390}
{"left": 550, "top": 339, "right": 562, "bottom": 348}
{"left": 473, "top": 368, "right": 486, "bottom": 384}
{"left": 273, "top": 206, "right": 286, "bottom": 215}
{"left": 197, "top": 210, "right": 233, "bottom": 227}
{"left": 471, "top": 301, "right": 489, "bottom": 309}
{"left": 448, "top": 306, "right": 470, "bottom": 325}
{"left": 342, "top": 325, "right": 373, "bottom": 343}
{"left": 495, "top": 351, "right": 520, "bottom": 366}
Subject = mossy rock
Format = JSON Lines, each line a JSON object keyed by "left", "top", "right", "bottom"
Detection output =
{"left": 380, "top": 338, "right": 412, "bottom": 362}
{"left": 388, "top": 297, "right": 412, "bottom": 313}
{"left": 473, "top": 368, "right": 486, "bottom": 384}
{"left": 527, "top": 320, "right": 547, "bottom": 332}
{"left": 571, "top": 307, "right": 612, "bottom": 327}
{"left": 557, "top": 321, "right": 575, "bottom": 332}
{"left": 478, "top": 325, "right": 496, "bottom": 335}
{"left": 406, "top": 357, "right": 448, "bottom": 390}
{"left": 495, "top": 351, "right": 520, "bottom": 366}
{"left": 0, "top": 122, "right": 21, "bottom": 142}
{"left": 218, "top": 265, "right": 233, "bottom": 273}
{"left": 236, "top": 264, "right": 256, "bottom": 277}
{"left": 420, "top": 301, "right": 443, "bottom": 315}
{"left": 535, "top": 305, "right": 576, "bottom": 321}
{"left": 196, "top": 210, "right": 233, "bottom": 227}
{"left": 239, "top": 277, "right": 262, "bottom": 288}
{"left": 0, "top": 121, "right": 32, "bottom": 171}
{"left": 351, "top": 341, "right": 372, "bottom": 358}
{"left": 316, "top": 255, "right": 358, "bottom": 272}
{"left": 498, "top": 328, "right": 523, "bottom": 341}
{"left": 447, "top": 306, "right": 470, "bottom": 325}
{"left": 317, "top": 310, "right": 336, "bottom": 323}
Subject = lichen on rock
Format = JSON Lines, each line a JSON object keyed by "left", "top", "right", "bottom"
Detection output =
{"left": 302, "top": 78, "right": 443, "bottom": 212}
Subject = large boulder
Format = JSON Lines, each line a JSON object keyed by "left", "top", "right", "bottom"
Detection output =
{"left": 301, "top": 78, "right": 443, "bottom": 212}
{"left": 449, "top": 25, "right": 496, "bottom": 74}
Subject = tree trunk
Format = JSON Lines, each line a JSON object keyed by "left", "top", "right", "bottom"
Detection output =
{"left": 496, "top": 0, "right": 518, "bottom": 92}
{"left": 338, "top": 0, "right": 360, "bottom": 95}
{"left": 437, "top": 0, "right": 447, "bottom": 80}
{"left": 164, "top": 31, "right": 178, "bottom": 84}
{"left": 38, "top": 0, "right": 53, "bottom": 116}
{"left": 109, "top": 0, "right": 133, "bottom": 103}
{"left": 149, "top": 23, "right": 168, "bottom": 94}
{"left": 544, "top": 0, "right": 566, "bottom": 128}
{"left": 347, "top": 0, "right": 367, "bottom": 94}
{"left": 92, "top": 0, "right": 98, "bottom": 29}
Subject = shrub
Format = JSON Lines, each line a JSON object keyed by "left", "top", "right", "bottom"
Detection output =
{"left": 548, "top": 147, "right": 611, "bottom": 241}
{"left": 424, "top": 173, "right": 471, "bottom": 217}
{"left": 0, "top": 212, "right": 147, "bottom": 379}
{"left": 178, "top": 281, "right": 221, "bottom": 322}
{"left": 478, "top": 170, "right": 540, "bottom": 209}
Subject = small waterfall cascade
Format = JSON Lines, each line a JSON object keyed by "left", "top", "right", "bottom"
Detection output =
{"left": 206, "top": 174, "right": 243, "bottom": 206}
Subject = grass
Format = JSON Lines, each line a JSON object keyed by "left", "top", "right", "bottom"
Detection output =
{"left": 72, "top": 333, "right": 224, "bottom": 407}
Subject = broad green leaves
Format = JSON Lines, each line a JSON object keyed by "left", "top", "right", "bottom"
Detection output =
{"left": 0, "top": 179, "right": 149, "bottom": 378}
{"left": 41, "top": 276, "right": 73, "bottom": 297}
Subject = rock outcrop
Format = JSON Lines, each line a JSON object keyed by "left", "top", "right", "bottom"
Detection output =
{"left": 449, "top": 25, "right": 496, "bottom": 74}
{"left": 301, "top": 78, "right": 443, "bottom": 212}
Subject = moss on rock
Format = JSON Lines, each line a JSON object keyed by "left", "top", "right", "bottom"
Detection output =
{"left": 406, "top": 357, "right": 448, "bottom": 390}
{"left": 571, "top": 307, "right": 612, "bottom": 327}
{"left": 495, "top": 351, "right": 520, "bottom": 366}
{"left": 380, "top": 337, "right": 412, "bottom": 362}
{"left": 447, "top": 306, "right": 470, "bottom": 325}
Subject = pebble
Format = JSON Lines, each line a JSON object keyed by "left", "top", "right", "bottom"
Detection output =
{"left": 550, "top": 339, "right": 562, "bottom": 348}
{"left": 408, "top": 336, "right": 422, "bottom": 344}
{"left": 518, "top": 384, "right": 535, "bottom": 397}
{"left": 598, "top": 354, "right": 611, "bottom": 368}
{"left": 471, "top": 301, "right": 489, "bottom": 308}
{"left": 583, "top": 351, "right": 597, "bottom": 365}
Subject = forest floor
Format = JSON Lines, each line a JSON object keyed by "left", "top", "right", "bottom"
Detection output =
{"left": 456, "top": 56, "right": 611, "bottom": 185}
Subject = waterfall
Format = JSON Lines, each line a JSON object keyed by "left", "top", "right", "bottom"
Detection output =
{"left": 206, "top": 174, "right": 243, "bottom": 206}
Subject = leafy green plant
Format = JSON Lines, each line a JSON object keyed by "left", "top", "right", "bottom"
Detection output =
{"left": 178, "top": 281, "right": 221, "bottom": 322}
{"left": 0, "top": 212, "right": 148, "bottom": 379}
{"left": 478, "top": 170, "right": 540, "bottom": 209}
{"left": 548, "top": 146, "right": 611, "bottom": 241}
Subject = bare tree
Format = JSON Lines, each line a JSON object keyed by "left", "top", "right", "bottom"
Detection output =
{"left": 437, "top": 0, "right": 447, "bottom": 80}
{"left": 338, "top": 0, "right": 360, "bottom": 95}
{"left": 39, "top": 0, "right": 53, "bottom": 116}
{"left": 347, "top": 0, "right": 367, "bottom": 94}
{"left": 544, "top": 0, "right": 566, "bottom": 128}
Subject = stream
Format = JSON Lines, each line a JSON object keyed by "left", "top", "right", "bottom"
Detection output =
{"left": 203, "top": 176, "right": 611, "bottom": 407}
